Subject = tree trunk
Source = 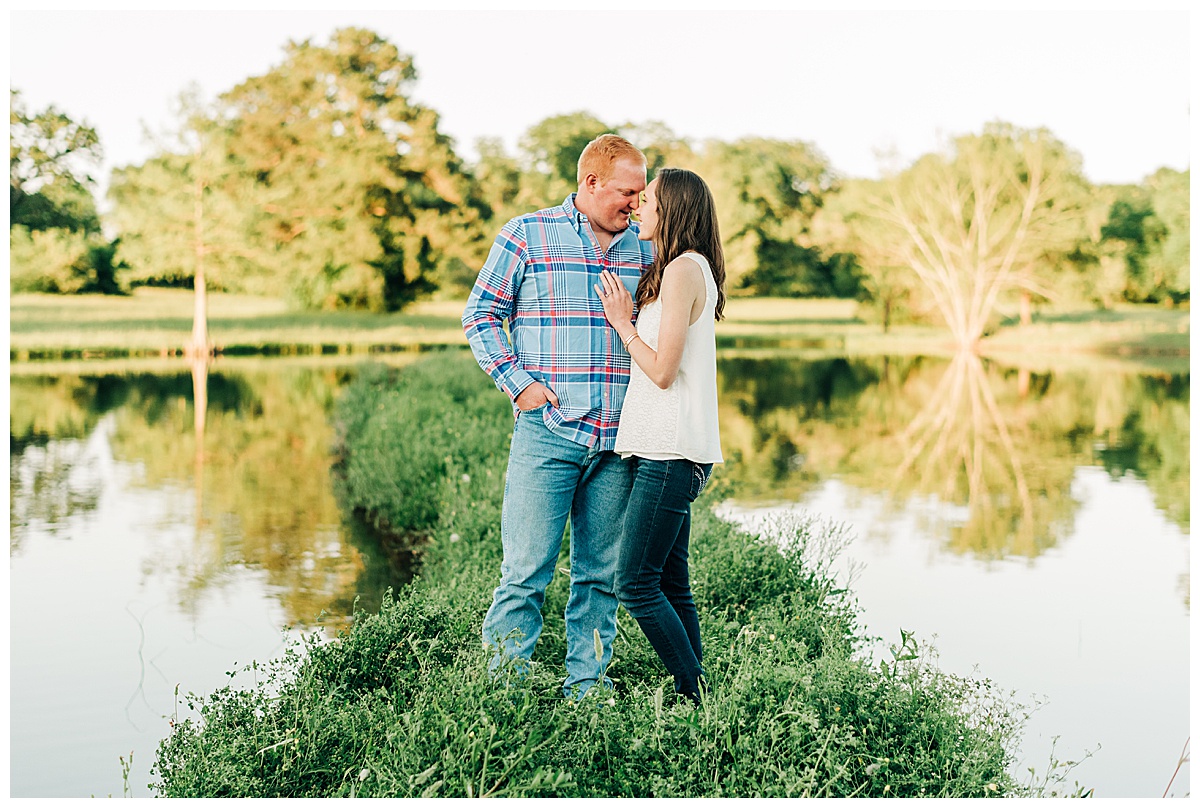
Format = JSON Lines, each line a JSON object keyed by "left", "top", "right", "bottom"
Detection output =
{"left": 189, "top": 175, "right": 210, "bottom": 358}
{"left": 192, "top": 355, "right": 208, "bottom": 549}
{"left": 1019, "top": 290, "right": 1032, "bottom": 327}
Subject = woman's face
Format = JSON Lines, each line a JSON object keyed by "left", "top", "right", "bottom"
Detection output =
{"left": 636, "top": 177, "right": 659, "bottom": 241}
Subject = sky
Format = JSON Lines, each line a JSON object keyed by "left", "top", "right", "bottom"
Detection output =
{"left": 7, "top": 6, "right": 1194, "bottom": 201}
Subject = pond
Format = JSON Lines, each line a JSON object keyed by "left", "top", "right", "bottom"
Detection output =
{"left": 7, "top": 349, "right": 1190, "bottom": 797}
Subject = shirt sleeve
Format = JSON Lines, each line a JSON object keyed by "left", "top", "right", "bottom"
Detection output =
{"left": 461, "top": 218, "right": 537, "bottom": 401}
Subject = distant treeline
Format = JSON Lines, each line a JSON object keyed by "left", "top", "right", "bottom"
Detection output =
{"left": 9, "top": 28, "right": 1189, "bottom": 335}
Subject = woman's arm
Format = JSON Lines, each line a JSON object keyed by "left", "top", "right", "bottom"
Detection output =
{"left": 595, "top": 256, "right": 704, "bottom": 389}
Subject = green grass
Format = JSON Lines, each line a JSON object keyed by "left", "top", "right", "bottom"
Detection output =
{"left": 986, "top": 303, "right": 1191, "bottom": 355}
{"left": 9, "top": 290, "right": 468, "bottom": 356}
{"left": 10, "top": 289, "right": 1187, "bottom": 362}
{"left": 148, "top": 356, "right": 1091, "bottom": 798}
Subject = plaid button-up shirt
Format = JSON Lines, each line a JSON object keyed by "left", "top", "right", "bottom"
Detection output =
{"left": 463, "top": 194, "right": 655, "bottom": 449}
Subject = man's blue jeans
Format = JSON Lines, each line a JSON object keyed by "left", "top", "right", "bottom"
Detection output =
{"left": 482, "top": 406, "right": 634, "bottom": 698}
{"left": 615, "top": 457, "right": 713, "bottom": 697}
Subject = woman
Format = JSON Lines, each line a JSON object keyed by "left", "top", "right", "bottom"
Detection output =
{"left": 594, "top": 167, "right": 725, "bottom": 705}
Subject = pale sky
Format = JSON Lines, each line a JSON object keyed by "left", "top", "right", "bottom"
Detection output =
{"left": 8, "top": 6, "right": 1194, "bottom": 201}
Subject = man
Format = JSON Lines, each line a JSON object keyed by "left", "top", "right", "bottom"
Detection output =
{"left": 462, "top": 134, "right": 653, "bottom": 698}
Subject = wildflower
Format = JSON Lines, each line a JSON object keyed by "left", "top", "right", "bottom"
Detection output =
{"left": 769, "top": 634, "right": 776, "bottom": 641}
{"left": 461, "top": 474, "right": 471, "bottom": 483}
{"left": 987, "top": 783, "right": 998, "bottom": 792}
{"left": 606, "top": 697, "right": 616, "bottom": 707}
{"left": 450, "top": 533, "right": 461, "bottom": 543}
{"left": 358, "top": 769, "right": 370, "bottom": 782}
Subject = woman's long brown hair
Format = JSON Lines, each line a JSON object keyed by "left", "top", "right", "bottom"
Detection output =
{"left": 636, "top": 167, "right": 726, "bottom": 320}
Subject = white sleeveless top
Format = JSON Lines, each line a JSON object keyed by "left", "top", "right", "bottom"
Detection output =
{"left": 615, "top": 252, "right": 723, "bottom": 464}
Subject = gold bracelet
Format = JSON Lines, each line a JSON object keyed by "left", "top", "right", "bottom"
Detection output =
{"left": 622, "top": 332, "right": 640, "bottom": 349}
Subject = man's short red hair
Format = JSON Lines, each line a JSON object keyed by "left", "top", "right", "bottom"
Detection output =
{"left": 577, "top": 134, "right": 646, "bottom": 185}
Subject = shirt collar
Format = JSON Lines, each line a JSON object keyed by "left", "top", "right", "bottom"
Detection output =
{"left": 563, "top": 193, "right": 586, "bottom": 224}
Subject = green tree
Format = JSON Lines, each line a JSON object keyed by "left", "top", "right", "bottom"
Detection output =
{"left": 1059, "top": 169, "right": 1189, "bottom": 309}
{"left": 9, "top": 89, "right": 102, "bottom": 233}
{"left": 696, "top": 137, "right": 844, "bottom": 296}
{"left": 205, "top": 27, "right": 486, "bottom": 310}
{"left": 516, "top": 111, "right": 611, "bottom": 207}
{"left": 110, "top": 29, "right": 488, "bottom": 309}
{"left": 9, "top": 89, "right": 126, "bottom": 294}
{"left": 1143, "top": 168, "right": 1189, "bottom": 302}
{"left": 854, "top": 123, "right": 1087, "bottom": 348}
{"left": 470, "top": 136, "right": 523, "bottom": 232}
{"left": 618, "top": 119, "right": 695, "bottom": 176}
{"left": 109, "top": 88, "right": 259, "bottom": 353}
{"left": 1100, "top": 189, "right": 1162, "bottom": 301}
{"left": 1100, "top": 168, "right": 1190, "bottom": 304}
{"left": 108, "top": 88, "right": 255, "bottom": 296}
{"left": 9, "top": 225, "right": 122, "bottom": 294}
{"left": 1046, "top": 183, "right": 1123, "bottom": 309}
{"left": 811, "top": 178, "right": 922, "bottom": 328}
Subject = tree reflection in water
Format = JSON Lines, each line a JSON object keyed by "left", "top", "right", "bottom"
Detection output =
{"left": 10, "top": 353, "right": 1188, "bottom": 625}
{"left": 9, "top": 363, "right": 414, "bottom": 632}
{"left": 10, "top": 374, "right": 132, "bottom": 553}
{"left": 716, "top": 352, "right": 1188, "bottom": 561}
{"left": 887, "top": 350, "right": 1068, "bottom": 558}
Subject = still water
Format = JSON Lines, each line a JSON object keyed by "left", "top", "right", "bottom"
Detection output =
{"left": 8, "top": 351, "right": 1190, "bottom": 797}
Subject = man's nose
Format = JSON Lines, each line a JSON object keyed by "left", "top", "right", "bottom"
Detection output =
{"left": 630, "top": 195, "right": 641, "bottom": 211}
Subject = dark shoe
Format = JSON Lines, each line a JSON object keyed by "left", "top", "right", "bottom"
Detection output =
{"left": 675, "top": 673, "right": 709, "bottom": 706}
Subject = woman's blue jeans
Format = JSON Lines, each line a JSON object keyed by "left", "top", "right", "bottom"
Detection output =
{"left": 615, "top": 457, "right": 713, "bottom": 697}
{"left": 482, "top": 406, "right": 634, "bottom": 699}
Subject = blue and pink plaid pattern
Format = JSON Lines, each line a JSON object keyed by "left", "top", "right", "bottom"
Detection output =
{"left": 463, "top": 194, "right": 655, "bottom": 449}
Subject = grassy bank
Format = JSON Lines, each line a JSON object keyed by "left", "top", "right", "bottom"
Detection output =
{"left": 8, "top": 290, "right": 468, "bottom": 358}
{"left": 10, "top": 289, "right": 1189, "bottom": 361}
{"left": 149, "top": 355, "right": 1084, "bottom": 798}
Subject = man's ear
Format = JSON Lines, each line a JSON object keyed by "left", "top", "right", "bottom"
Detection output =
{"left": 581, "top": 172, "right": 599, "bottom": 193}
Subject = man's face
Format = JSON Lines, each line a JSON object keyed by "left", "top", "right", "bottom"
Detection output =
{"left": 586, "top": 158, "right": 646, "bottom": 238}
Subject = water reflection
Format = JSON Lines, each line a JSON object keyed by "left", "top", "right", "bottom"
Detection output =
{"left": 10, "top": 363, "right": 413, "bottom": 630}
{"left": 717, "top": 353, "right": 1189, "bottom": 560}
{"left": 11, "top": 354, "right": 1188, "bottom": 614}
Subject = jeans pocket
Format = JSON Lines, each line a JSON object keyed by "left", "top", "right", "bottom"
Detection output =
{"left": 690, "top": 463, "right": 713, "bottom": 500}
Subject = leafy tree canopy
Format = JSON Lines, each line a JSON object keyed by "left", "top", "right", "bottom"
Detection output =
{"left": 10, "top": 89, "right": 103, "bottom": 233}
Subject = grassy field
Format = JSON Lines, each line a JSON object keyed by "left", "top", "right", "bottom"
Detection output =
{"left": 8, "top": 289, "right": 467, "bottom": 357}
{"left": 8, "top": 288, "right": 1189, "bottom": 363}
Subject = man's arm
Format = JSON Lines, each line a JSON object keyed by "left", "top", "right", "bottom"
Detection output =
{"left": 462, "top": 220, "right": 539, "bottom": 403}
